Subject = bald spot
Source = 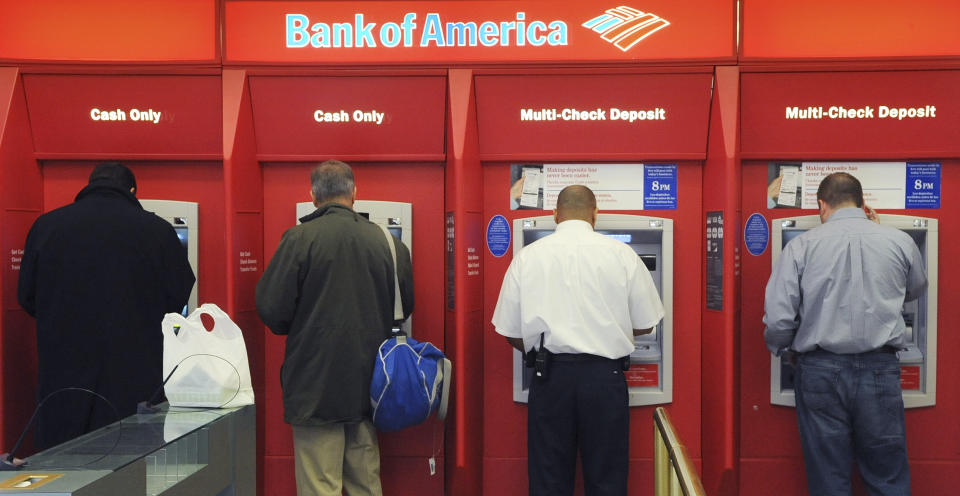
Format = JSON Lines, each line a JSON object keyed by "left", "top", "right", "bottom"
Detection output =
{"left": 556, "top": 185, "right": 597, "bottom": 222}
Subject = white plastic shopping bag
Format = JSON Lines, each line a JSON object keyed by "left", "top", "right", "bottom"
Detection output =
{"left": 161, "top": 303, "right": 255, "bottom": 408}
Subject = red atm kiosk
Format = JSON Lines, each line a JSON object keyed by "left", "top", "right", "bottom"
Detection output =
{"left": 738, "top": 70, "right": 960, "bottom": 496}
{"left": 244, "top": 72, "right": 448, "bottom": 495}
{"left": 477, "top": 69, "right": 713, "bottom": 494}
{"left": 0, "top": 0, "right": 225, "bottom": 459}
{"left": 0, "top": 71, "right": 226, "bottom": 452}
{"left": 737, "top": 2, "right": 960, "bottom": 493}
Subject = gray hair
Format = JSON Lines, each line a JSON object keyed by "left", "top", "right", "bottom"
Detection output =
{"left": 310, "top": 160, "right": 355, "bottom": 203}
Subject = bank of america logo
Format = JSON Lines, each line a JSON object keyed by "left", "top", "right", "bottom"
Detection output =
{"left": 583, "top": 6, "right": 670, "bottom": 52}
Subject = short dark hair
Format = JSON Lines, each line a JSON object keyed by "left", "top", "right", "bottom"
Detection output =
{"left": 816, "top": 172, "right": 863, "bottom": 208}
{"left": 89, "top": 162, "right": 137, "bottom": 193}
{"left": 310, "top": 160, "right": 355, "bottom": 203}
{"left": 556, "top": 185, "right": 597, "bottom": 220}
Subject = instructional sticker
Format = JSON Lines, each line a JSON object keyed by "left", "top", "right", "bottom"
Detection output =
{"left": 744, "top": 213, "right": 769, "bottom": 256}
{"left": 486, "top": 215, "right": 511, "bottom": 258}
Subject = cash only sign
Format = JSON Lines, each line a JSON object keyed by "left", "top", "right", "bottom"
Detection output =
{"left": 224, "top": 0, "right": 735, "bottom": 64}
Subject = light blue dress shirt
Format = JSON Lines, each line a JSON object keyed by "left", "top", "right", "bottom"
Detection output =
{"left": 763, "top": 207, "right": 927, "bottom": 355}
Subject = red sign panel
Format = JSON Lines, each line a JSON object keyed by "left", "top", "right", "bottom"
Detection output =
{"left": 248, "top": 76, "right": 446, "bottom": 159}
{"left": 741, "top": 71, "right": 960, "bottom": 159}
{"left": 0, "top": 0, "right": 218, "bottom": 63}
{"left": 23, "top": 75, "right": 222, "bottom": 157}
{"left": 900, "top": 366, "right": 921, "bottom": 391}
{"left": 742, "top": 0, "right": 960, "bottom": 60}
{"left": 225, "top": 0, "right": 734, "bottom": 64}
{"left": 626, "top": 363, "right": 659, "bottom": 388}
{"left": 475, "top": 73, "right": 712, "bottom": 159}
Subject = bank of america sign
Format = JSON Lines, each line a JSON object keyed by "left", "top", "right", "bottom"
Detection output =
{"left": 583, "top": 6, "right": 670, "bottom": 52}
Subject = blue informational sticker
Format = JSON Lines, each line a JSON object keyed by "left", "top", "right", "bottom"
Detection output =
{"left": 486, "top": 215, "right": 511, "bottom": 257}
{"left": 905, "top": 162, "right": 941, "bottom": 209}
{"left": 744, "top": 213, "right": 769, "bottom": 256}
{"left": 643, "top": 164, "right": 678, "bottom": 210}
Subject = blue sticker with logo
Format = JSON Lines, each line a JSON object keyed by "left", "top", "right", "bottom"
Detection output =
{"left": 744, "top": 213, "right": 769, "bottom": 256}
{"left": 643, "top": 164, "right": 677, "bottom": 210}
{"left": 905, "top": 162, "right": 940, "bottom": 209}
{"left": 486, "top": 215, "right": 511, "bottom": 257}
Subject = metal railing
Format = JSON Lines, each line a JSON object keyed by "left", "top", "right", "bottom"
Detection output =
{"left": 654, "top": 406, "right": 707, "bottom": 496}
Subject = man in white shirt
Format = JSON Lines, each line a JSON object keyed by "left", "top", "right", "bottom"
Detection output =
{"left": 492, "top": 185, "right": 664, "bottom": 496}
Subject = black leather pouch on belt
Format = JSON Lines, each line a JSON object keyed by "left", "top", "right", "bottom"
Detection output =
{"left": 532, "top": 333, "right": 550, "bottom": 380}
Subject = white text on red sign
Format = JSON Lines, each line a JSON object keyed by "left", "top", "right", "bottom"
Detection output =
{"left": 521, "top": 107, "right": 666, "bottom": 122}
{"left": 785, "top": 105, "right": 937, "bottom": 121}
{"left": 90, "top": 108, "right": 163, "bottom": 124}
{"left": 314, "top": 109, "right": 385, "bottom": 125}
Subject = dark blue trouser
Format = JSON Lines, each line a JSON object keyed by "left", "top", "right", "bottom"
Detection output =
{"left": 528, "top": 355, "right": 629, "bottom": 496}
{"left": 795, "top": 349, "right": 911, "bottom": 496}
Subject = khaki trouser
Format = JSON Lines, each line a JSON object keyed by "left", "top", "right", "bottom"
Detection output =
{"left": 292, "top": 420, "right": 383, "bottom": 496}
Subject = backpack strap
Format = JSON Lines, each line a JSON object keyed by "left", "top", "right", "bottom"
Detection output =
{"left": 379, "top": 224, "right": 404, "bottom": 324}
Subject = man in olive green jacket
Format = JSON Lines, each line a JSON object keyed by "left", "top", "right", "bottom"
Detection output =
{"left": 257, "top": 160, "right": 413, "bottom": 496}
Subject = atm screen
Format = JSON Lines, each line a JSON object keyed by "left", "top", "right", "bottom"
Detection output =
{"left": 174, "top": 226, "right": 189, "bottom": 316}
{"left": 357, "top": 212, "right": 401, "bottom": 239}
{"left": 604, "top": 233, "right": 633, "bottom": 243}
{"left": 175, "top": 226, "right": 188, "bottom": 251}
{"left": 522, "top": 229, "right": 638, "bottom": 245}
{"left": 523, "top": 229, "right": 657, "bottom": 270}
{"left": 782, "top": 229, "right": 803, "bottom": 247}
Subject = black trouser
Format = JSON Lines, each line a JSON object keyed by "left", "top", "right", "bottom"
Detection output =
{"left": 528, "top": 354, "right": 629, "bottom": 496}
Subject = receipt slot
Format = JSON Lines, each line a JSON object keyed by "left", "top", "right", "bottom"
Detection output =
{"left": 139, "top": 200, "right": 199, "bottom": 315}
{"left": 770, "top": 214, "right": 938, "bottom": 408}
{"left": 511, "top": 214, "right": 674, "bottom": 407}
{"left": 295, "top": 200, "right": 413, "bottom": 335}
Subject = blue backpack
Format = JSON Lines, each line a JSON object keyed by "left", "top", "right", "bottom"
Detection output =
{"left": 370, "top": 334, "right": 451, "bottom": 432}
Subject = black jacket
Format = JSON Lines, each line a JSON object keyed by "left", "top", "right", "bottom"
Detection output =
{"left": 256, "top": 202, "right": 414, "bottom": 425}
{"left": 17, "top": 183, "right": 195, "bottom": 449}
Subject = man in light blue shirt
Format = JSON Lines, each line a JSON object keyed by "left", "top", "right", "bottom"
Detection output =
{"left": 763, "top": 172, "right": 926, "bottom": 496}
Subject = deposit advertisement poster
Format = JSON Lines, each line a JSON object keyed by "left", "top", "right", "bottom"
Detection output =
{"left": 766, "top": 162, "right": 940, "bottom": 210}
{"left": 509, "top": 163, "right": 677, "bottom": 210}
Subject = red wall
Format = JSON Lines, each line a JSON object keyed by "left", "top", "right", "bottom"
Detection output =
{"left": 0, "top": 67, "right": 42, "bottom": 452}
{"left": 700, "top": 65, "right": 740, "bottom": 496}
{"left": 741, "top": 0, "right": 960, "bottom": 60}
{"left": 0, "top": 0, "right": 219, "bottom": 63}
{"left": 260, "top": 161, "right": 447, "bottom": 495}
{"left": 222, "top": 68, "right": 265, "bottom": 492}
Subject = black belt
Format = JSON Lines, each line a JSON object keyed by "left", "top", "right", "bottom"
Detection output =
{"left": 550, "top": 353, "right": 622, "bottom": 363}
{"left": 809, "top": 345, "right": 900, "bottom": 355}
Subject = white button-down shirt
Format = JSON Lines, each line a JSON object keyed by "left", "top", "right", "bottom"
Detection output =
{"left": 492, "top": 219, "right": 665, "bottom": 359}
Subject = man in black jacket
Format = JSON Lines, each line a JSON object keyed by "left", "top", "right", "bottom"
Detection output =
{"left": 257, "top": 160, "right": 413, "bottom": 496}
{"left": 18, "top": 162, "right": 195, "bottom": 450}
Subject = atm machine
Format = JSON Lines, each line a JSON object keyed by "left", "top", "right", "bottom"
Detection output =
{"left": 511, "top": 213, "right": 674, "bottom": 406}
{"left": 295, "top": 200, "right": 413, "bottom": 335}
{"left": 770, "top": 214, "right": 938, "bottom": 408}
{"left": 139, "top": 199, "right": 199, "bottom": 315}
